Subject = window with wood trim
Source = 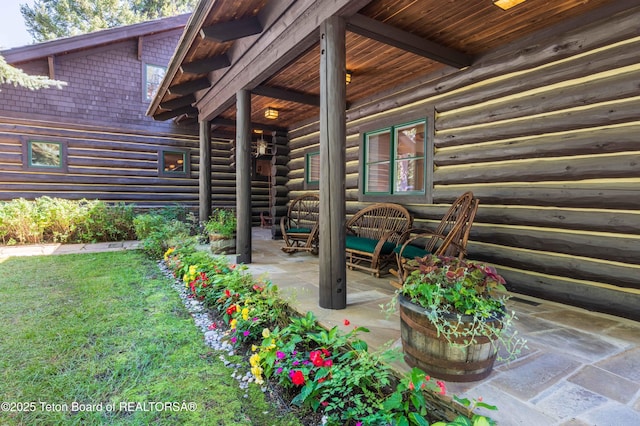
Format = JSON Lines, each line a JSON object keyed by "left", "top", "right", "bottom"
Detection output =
{"left": 159, "top": 149, "right": 190, "bottom": 177}
{"left": 363, "top": 120, "right": 426, "bottom": 195}
{"left": 144, "top": 63, "right": 166, "bottom": 101}
{"left": 26, "top": 140, "right": 65, "bottom": 170}
{"left": 306, "top": 151, "right": 320, "bottom": 184}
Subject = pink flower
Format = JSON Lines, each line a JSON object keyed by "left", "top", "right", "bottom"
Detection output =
{"left": 436, "top": 380, "right": 446, "bottom": 395}
{"left": 276, "top": 351, "right": 286, "bottom": 359}
{"left": 208, "top": 323, "right": 217, "bottom": 330}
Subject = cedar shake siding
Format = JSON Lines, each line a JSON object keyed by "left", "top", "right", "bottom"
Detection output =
{"left": 0, "top": 15, "right": 202, "bottom": 210}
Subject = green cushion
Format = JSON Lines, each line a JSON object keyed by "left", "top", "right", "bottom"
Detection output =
{"left": 394, "top": 244, "right": 429, "bottom": 259}
{"left": 346, "top": 236, "right": 396, "bottom": 254}
{"left": 288, "top": 227, "right": 311, "bottom": 234}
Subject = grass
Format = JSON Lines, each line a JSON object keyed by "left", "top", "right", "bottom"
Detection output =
{"left": 0, "top": 251, "right": 301, "bottom": 425}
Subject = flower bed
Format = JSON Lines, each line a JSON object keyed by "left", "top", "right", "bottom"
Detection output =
{"left": 160, "top": 244, "right": 497, "bottom": 426}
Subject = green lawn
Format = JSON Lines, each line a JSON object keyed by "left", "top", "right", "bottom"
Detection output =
{"left": 0, "top": 251, "right": 300, "bottom": 425}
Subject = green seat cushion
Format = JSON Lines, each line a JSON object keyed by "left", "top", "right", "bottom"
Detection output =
{"left": 346, "top": 236, "right": 396, "bottom": 254}
{"left": 288, "top": 227, "right": 311, "bottom": 234}
{"left": 394, "top": 244, "right": 429, "bottom": 259}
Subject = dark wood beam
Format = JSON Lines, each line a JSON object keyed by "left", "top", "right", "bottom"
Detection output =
{"left": 180, "top": 54, "right": 231, "bottom": 75}
{"left": 153, "top": 106, "right": 198, "bottom": 121}
{"left": 347, "top": 14, "right": 472, "bottom": 69}
{"left": 167, "top": 77, "right": 210, "bottom": 96}
{"left": 200, "top": 16, "right": 263, "bottom": 43}
{"left": 210, "top": 117, "right": 287, "bottom": 133}
{"left": 159, "top": 94, "right": 196, "bottom": 110}
{"left": 252, "top": 85, "right": 320, "bottom": 106}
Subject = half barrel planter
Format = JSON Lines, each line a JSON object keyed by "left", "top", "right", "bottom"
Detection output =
{"left": 398, "top": 294, "right": 500, "bottom": 382}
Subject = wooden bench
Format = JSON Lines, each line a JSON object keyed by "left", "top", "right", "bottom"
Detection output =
{"left": 345, "top": 203, "right": 413, "bottom": 277}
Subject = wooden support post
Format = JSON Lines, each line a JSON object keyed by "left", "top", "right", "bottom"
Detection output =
{"left": 47, "top": 56, "right": 55, "bottom": 79}
{"left": 318, "top": 16, "right": 347, "bottom": 310}
{"left": 236, "top": 90, "right": 252, "bottom": 263}
{"left": 199, "top": 119, "right": 212, "bottom": 223}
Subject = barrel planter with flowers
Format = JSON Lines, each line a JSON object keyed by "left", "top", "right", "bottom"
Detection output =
{"left": 387, "top": 254, "right": 526, "bottom": 382}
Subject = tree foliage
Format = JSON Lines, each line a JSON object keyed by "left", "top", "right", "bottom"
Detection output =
{"left": 0, "top": 55, "right": 66, "bottom": 90}
{"left": 20, "top": 0, "right": 196, "bottom": 42}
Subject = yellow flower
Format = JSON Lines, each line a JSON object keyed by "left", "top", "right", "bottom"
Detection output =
{"left": 251, "top": 365, "right": 264, "bottom": 384}
{"left": 230, "top": 319, "right": 237, "bottom": 329}
{"left": 249, "top": 353, "right": 260, "bottom": 367}
{"left": 241, "top": 307, "right": 250, "bottom": 321}
{"left": 251, "top": 345, "right": 257, "bottom": 352}
{"left": 163, "top": 247, "right": 175, "bottom": 260}
{"left": 262, "top": 328, "right": 270, "bottom": 338}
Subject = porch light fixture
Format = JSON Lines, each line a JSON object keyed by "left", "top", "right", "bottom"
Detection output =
{"left": 346, "top": 70, "right": 353, "bottom": 85}
{"left": 265, "top": 107, "right": 279, "bottom": 120}
{"left": 493, "top": 0, "right": 526, "bottom": 10}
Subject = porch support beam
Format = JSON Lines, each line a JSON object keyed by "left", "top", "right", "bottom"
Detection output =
{"left": 199, "top": 119, "right": 212, "bottom": 223}
{"left": 200, "top": 16, "right": 263, "bottom": 43}
{"left": 252, "top": 85, "right": 320, "bottom": 106}
{"left": 347, "top": 13, "right": 472, "bottom": 68}
{"left": 236, "top": 89, "right": 252, "bottom": 264}
{"left": 319, "top": 16, "right": 347, "bottom": 310}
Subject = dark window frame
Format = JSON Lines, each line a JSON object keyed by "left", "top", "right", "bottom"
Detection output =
{"left": 22, "top": 138, "right": 68, "bottom": 172}
{"left": 143, "top": 63, "right": 167, "bottom": 102}
{"left": 158, "top": 149, "right": 190, "bottom": 178}
{"left": 305, "top": 150, "right": 320, "bottom": 189}
{"left": 358, "top": 108, "right": 434, "bottom": 204}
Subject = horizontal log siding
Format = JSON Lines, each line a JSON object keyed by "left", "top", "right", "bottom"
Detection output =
{"left": 0, "top": 117, "right": 200, "bottom": 209}
{"left": 286, "top": 10, "right": 640, "bottom": 320}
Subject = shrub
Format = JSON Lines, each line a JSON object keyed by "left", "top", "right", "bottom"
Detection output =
{"left": 0, "top": 197, "right": 138, "bottom": 245}
{"left": 134, "top": 211, "right": 193, "bottom": 258}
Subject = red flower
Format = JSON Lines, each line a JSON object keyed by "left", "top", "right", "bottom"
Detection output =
{"left": 343, "top": 319, "right": 350, "bottom": 326}
{"left": 409, "top": 381, "right": 415, "bottom": 390}
{"left": 252, "top": 284, "right": 263, "bottom": 292}
{"left": 224, "top": 289, "right": 231, "bottom": 298}
{"left": 321, "top": 401, "right": 328, "bottom": 407}
{"left": 290, "top": 370, "right": 305, "bottom": 386}
{"left": 317, "top": 377, "right": 326, "bottom": 383}
{"left": 310, "top": 350, "right": 324, "bottom": 367}
{"left": 226, "top": 305, "right": 237, "bottom": 315}
{"left": 323, "top": 359, "right": 333, "bottom": 367}
{"left": 436, "top": 380, "right": 446, "bottom": 395}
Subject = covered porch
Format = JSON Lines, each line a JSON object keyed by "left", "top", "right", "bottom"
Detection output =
{"left": 246, "top": 227, "right": 640, "bottom": 425}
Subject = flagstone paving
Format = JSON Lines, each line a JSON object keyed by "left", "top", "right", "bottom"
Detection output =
{"left": 2, "top": 230, "right": 639, "bottom": 425}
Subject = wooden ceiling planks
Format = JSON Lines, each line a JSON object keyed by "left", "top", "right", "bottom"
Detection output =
{"left": 151, "top": 0, "right": 622, "bottom": 131}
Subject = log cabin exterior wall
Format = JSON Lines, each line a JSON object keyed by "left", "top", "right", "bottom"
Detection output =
{"left": 286, "top": 9, "right": 640, "bottom": 320}
{"left": 0, "top": 19, "right": 203, "bottom": 211}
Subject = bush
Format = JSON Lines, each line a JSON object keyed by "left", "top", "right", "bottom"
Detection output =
{"left": 134, "top": 210, "right": 194, "bottom": 259}
{"left": 0, "top": 197, "right": 137, "bottom": 245}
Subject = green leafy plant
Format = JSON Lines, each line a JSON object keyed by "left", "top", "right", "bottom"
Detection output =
{"left": 160, "top": 241, "right": 501, "bottom": 425}
{"left": 386, "top": 254, "right": 526, "bottom": 361}
{"left": 204, "top": 208, "right": 237, "bottom": 238}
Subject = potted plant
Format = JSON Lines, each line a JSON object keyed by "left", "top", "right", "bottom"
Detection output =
{"left": 386, "top": 254, "right": 526, "bottom": 382}
{"left": 204, "top": 208, "right": 237, "bottom": 254}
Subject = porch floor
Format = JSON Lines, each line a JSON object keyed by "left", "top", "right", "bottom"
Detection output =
{"left": 246, "top": 228, "right": 640, "bottom": 425}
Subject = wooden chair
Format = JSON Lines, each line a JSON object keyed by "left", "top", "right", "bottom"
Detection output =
{"left": 390, "top": 192, "right": 479, "bottom": 288}
{"left": 345, "top": 203, "right": 413, "bottom": 277}
{"left": 280, "top": 193, "right": 320, "bottom": 254}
